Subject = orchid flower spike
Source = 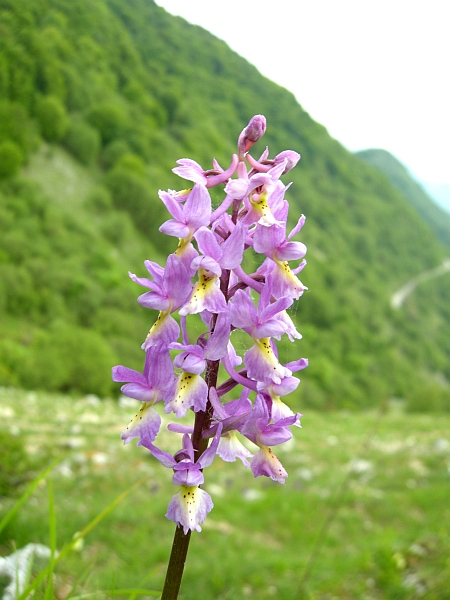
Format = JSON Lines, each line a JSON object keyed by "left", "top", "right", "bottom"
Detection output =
{"left": 114, "top": 114, "right": 309, "bottom": 544}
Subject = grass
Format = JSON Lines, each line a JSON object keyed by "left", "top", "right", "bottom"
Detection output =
{"left": 1, "top": 387, "right": 449, "bottom": 599}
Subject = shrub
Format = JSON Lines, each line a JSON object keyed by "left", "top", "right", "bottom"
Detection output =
{"left": 114, "top": 152, "right": 146, "bottom": 177}
{"left": 63, "top": 117, "right": 101, "bottom": 165}
{"left": 0, "top": 100, "right": 37, "bottom": 155}
{"left": 29, "top": 323, "right": 117, "bottom": 397}
{"left": 36, "top": 95, "right": 68, "bottom": 141}
{"left": 105, "top": 166, "right": 165, "bottom": 237}
{"left": 87, "top": 185, "right": 113, "bottom": 212}
{"left": 0, "top": 141, "right": 23, "bottom": 178}
{"left": 406, "top": 382, "right": 449, "bottom": 413}
{"left": 86, "top": 101, "right": 130, "bottom": 144}
{"left": 101, "top": 139, "right": 131, "bottom": 170}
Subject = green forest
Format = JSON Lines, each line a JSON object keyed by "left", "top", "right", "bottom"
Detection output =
{"left": 1, "top": 0, "right": 450, "bottom": 411}
{"left": 357, "top": 148, "right": 450, "bottom": 249}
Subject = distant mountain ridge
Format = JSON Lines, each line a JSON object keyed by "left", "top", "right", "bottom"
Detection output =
{"left": 356, "top": 149, "right": 450, "bottom": 248}
{"left": 1, "top": 0, "right": 450, "bottom": 410}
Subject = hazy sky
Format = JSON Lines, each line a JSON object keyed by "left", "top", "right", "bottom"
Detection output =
{"left": 155, "top": 0, "right": 449, "bottom": 186}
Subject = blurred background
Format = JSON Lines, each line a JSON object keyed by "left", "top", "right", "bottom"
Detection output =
{"left": 1, "top": 0, "right": 449, "bottom": 598}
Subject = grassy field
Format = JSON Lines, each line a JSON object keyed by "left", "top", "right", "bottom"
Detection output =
{"left": 1, "top": 387, "right": 449, "bottom": 599}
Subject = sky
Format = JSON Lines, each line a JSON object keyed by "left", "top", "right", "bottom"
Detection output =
{"left": 155, "top": 0, "right": 449, "bottom": 188}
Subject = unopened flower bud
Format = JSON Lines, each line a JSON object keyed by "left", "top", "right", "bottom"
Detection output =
{"left": 238, "top": 115, "right": 267, "bottom": 157}
{"left": 245, "top": 115, "right": 266, "bottom": 143}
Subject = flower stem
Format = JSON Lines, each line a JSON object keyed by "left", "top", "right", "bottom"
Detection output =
{"left": 160, "top": 526, "right": 192, "bottom": 600}
{"left": 160, "top": 356, "right": 221, "bottom": 599}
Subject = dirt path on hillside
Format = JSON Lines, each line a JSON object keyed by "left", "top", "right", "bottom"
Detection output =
{"left": 391, "top": 258, "right": 450, "bottom": 309}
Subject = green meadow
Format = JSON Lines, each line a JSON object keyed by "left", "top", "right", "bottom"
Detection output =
{"left": 1, "top": 387, "right": 449, "bottom": 599}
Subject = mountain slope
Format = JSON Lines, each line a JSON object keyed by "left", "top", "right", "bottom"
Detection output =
{"left": 1, "top": 0, "right": 449, "bottom": 409}
{"left": 356, "top": 148, "right": 450, "bottom": 248}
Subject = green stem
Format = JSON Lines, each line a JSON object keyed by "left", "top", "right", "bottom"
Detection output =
{"left": 160, "top": 357, "right": 221, "bottom": 600}
{"left": 161, "top": 264, "right": 233, "bottom": 599}
{"left": 160, "top": 526, "right": 191, "bottom": 600}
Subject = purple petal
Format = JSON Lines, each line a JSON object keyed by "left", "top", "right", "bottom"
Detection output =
{"left": 174, "top": 352, "right": 206, "bottom": 375}
{"left": 285, "top": 358, "right": 309, "bottom": 372}
{"left": 240, "top": 395, "right": 269, "bottom": 444}
{"left": 195, "top": 226, "right": 222, "bottom": 262}
{"left": 172, "top": 158, "right": 207, "bottom": 185}
{"left": 229, "top": 289, "right": 256, "bottom": 330}
{"left": 112, "top": 366, "right": 146, "bottom": 385}
{"left": 208, "top": 386, "right": 227, "bottom": 419}
{"left": 259, "top": 296, "right": 293, "bottom": 322}
{"left": 221, "top": 353, "right": 257, "bottom": 393}
{"left": 276, "top": 241, "right": 307, "bottom": 262}
{"left": 159, "top": 190, "right": 185, "bottom": 220}
{"left": 198, "top": 423, "right": 223, "bottom": 469}
{"left": 144, "top": 260, "right": 165, "bottom": 280}
{"left": 172, "top": 468, "right": 204, "bottom": 487}
{"left": 292, "top": 259, "right": 307, "bottom": 275}
{"left": 143, "top": 346, "right": 177, "bottom": 394}
{"left": 128, "top": 272, "right": 154, "bottom": 290}
{"left": 259, "top": 424, "right": 293, "bottom": 447}
{"left": 190, "top": 255, "right": 222, "bottom": 277}
{"left": 267, "top": 161, "right": 286, "bottom": 182}
{"left": 276, "top": 413, "right": 303, "bottom": 428}
{"left": 164, "top": 254, "right": 193, "bottom": 309}
{"left": 273, "top": 150, "right": 301, "bottom": 173}
{"left": 170, "top": 342, "right": 202, "bottom": 354}
{"left": 159, "top": 220, "right": 190, "bottom": 238}
{"left": 258, "top": 376, "right": 300, "bottom": 398}
{"left": 137, "top": 291, "right": 170, "bottom": 310}
{"left": 245, "top": 172, "right": 272, "bottom": 196}
{"left": 220, "top": 221, "right": 246, "bottom": 269}
{"left": 183, "top": 184, "right": 211, "bottom": 231}
{"left": 227, "top": 341, "right": 243, "bottom": 368}
{"left": 224, "top": 177, "right": 249, "bottom": 199}
{"left": 144, "top": 441, "right": 177, "bottom": 467}
{"left": 252, "top": 320, "right": 289, "bottom": 340}
{"left": 287, "top": 214, "right": 306, "bottom": 240}
{"left": 204, "top": 311, "right": 231, "bottom": 360}
{"left": 253, "top": 222, "right": 286, "bottom": 256}
{"left": 120, "top": 383, "right": 157, "bottom": 402}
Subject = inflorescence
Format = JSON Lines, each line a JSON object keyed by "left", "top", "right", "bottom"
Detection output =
{"left": 113, "top": 115, "right": 308, "bottom": 534}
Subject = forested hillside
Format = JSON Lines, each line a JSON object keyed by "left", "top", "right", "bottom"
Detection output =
{"left": 1, "top": 0, "right": 449, "bottom": 410}
{"left": 357, "top": 149, "right": 450, "bottom": 248}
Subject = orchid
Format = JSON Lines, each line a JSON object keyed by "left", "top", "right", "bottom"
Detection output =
{"left": 113, "top": 115, "right": 309, "bottom": 600}
{"left": 112, "top": 345, "right": 176, "bottom": 446}
{"left": 240, "top": 394, "right": 301, "bottom": 483}
{"left": 129, "top": 254, "right": 192, "bottom": 349}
